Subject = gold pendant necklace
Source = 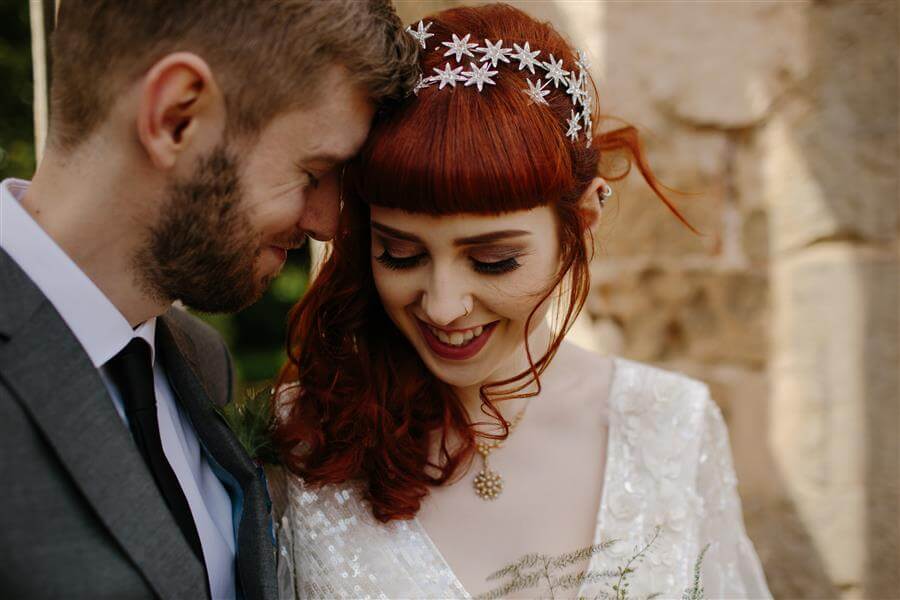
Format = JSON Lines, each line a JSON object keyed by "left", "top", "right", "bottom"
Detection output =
{"left": 472, "top": 404, "right": 529, "bottom": 501}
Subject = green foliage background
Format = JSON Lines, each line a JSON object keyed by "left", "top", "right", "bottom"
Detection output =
{"left": 0, "top": 2, "right": 36, "bottom": 180}
{"left": 2, "top": 3, "right": 307, "bottom": 389}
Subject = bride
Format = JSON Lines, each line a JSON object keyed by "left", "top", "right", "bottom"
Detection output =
{"left": 267, "top": 4, "right": 771, "bottom": 599}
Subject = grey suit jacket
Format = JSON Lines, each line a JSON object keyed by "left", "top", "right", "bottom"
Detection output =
{"left": 0, "top": 249, "right": 277, "bottom": 600}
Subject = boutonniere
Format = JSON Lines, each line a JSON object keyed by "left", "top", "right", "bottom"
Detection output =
{"left": 217, "top": 386, "right": 281, "bottom": 466}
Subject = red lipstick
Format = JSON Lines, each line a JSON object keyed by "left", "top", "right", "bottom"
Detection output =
{"left": 416, "top": 319, "right": 498, "bottom": 361}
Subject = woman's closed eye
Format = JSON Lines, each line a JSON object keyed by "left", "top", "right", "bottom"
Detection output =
{"left": 470, "top": 256, "right": 521, "bottom": 274}
{"left": 375, "top": 248, "right": 427, "bottom": 270}
{"left": 374, "top": 237, "right": 427, "bottom": 270}
{"left": 469, "top": 247, "right": 526, "bottom": 275}
{"left": 375, "top": 243, "right": 525, "bottom": 275}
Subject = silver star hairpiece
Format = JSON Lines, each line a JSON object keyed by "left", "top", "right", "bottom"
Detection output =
{"left": 412, "top": 73, "right": 432, "bottom": 96}
{"left": 580, "top": 91, "right": 593, "bottom": 114}
{"left": 510, "top": 41, "right": 542, "bottom": 74}
{"left": 542, "top": 54, "right": 570, "bottom": 88}
{"left": 406, "top": 20, "right": 435, "bottom": 49}
{"left": 431, "top": 62, "right": 465, "bottom": 89}
{"left": 523, "top": 77, "right": 550, "bottom": 105}
{"left": 565, "top": 109, "right": 582, "bottom": 142}
{"left": 442, "top": 33, "right": 479, "bottom": 62}
{"left": 476, "top": 39, "right": 514, "bottom": 68}
{"left": 576, "top": 49, "right": 592, "bottom": 72}
{"left": 565, "top": 72, "right": 587, "bottom": 107}
{"left": 463, "top": 62, "right": 498, "bottom": 92}
{"left": 581, "top": 109, "right": 593, "bottom": 147}
{"left": 408, "top": 22, "right": 595, "bottom": 147}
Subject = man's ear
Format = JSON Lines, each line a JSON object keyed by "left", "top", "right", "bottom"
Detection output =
{"left": 578, "top": 176, "right": 608, "bottom": 233}
{"left": 136, "top": 52, "right": 224, "bottom": 170}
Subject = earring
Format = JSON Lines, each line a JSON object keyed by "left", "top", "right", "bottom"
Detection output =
{"left": 598, "top": 181, "right": 613, "bottom": 208}
{"left": 338, "top": 164, "right": 347, "bottom": 212}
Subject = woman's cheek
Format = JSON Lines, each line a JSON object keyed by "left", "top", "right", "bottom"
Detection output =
{"left": 372, "top": 266, "right": 417, "bottom": 312}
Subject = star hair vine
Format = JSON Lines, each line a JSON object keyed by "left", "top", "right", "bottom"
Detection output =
{"left": 404, "top": 20, "right": 595, "bottom": 148}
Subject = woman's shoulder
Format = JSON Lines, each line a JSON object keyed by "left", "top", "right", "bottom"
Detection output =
{"left": 267, "top": 464, "right": 371, "bottom": 532}
{"left": 607, "top": 356, "right": 714, "bottom": 422}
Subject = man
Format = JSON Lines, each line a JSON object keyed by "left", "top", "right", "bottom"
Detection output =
{"left": 0, "top": 1, "right": 417, "bottom": 598}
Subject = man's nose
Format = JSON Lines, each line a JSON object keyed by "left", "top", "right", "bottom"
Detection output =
{"left": 298, "top": 172, "right": 341, "bottom": 241}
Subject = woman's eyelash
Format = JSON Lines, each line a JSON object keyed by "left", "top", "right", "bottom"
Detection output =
{"left": 375, "top": 249, "right": 426, "bottom": 270}
{"left": 375, "top": 248, "right": 523, "bottom": 275}
{"left": 306, "top": 171, "right": 320, "bottom": 189}
{"left": 471, "top": 257, "right": 521, "bottom": 274}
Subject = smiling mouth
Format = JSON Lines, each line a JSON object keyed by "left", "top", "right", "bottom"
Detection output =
{"left": 416, "top": 318, "right": 499, "bottom": 361}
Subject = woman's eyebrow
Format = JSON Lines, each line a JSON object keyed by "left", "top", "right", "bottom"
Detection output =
{"left": 371, "top": 222, "right": 423, "bottom": 243}
{"left": 371, "top": 223, "right": 531, "bottom": 246}
{"left": 453, "top": 230, "right": 531, "bottom": 247}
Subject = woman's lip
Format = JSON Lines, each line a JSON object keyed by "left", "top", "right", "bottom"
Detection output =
{"left": 416, "top": 318, "right": 498, "bottom": 361}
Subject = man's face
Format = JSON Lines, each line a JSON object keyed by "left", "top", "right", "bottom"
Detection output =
{"left": 138, "top": 66, "right": 374, "bottom": 313}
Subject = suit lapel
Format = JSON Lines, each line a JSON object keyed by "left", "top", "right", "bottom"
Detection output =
{"left": 157, "top": 313, "right": 277, "bottom": 600}
{"left": 0, "top": 252, "right": 207, "bottom": 599}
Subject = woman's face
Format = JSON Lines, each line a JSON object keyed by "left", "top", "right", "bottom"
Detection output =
{"left": 369, "top": 205, "right": 561, "bottom": 389}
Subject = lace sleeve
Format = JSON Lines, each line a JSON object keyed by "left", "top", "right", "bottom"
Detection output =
{"left": 695, "top": 393, "right": 772, "bottom": 599}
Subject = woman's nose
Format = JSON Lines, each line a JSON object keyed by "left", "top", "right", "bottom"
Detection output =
{"left": 420, "top": 282, "right": 473, "bottom": 327}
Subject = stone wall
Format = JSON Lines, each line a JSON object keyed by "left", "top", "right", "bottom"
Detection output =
{"left": 395, "top": 1, "right": 899, "bottom": 597}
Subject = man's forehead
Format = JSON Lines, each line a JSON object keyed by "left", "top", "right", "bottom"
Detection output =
{"left": 297, "top": 101, "right": 373, "bottom": 163}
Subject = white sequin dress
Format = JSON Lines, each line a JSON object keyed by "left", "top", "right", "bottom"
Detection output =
{"left": 268, "top": 357, "right": 772, "bottom": 599}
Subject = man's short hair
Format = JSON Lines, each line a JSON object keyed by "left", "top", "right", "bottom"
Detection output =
{"left": 49, "top": 0, "right": 419, "bottom": 150}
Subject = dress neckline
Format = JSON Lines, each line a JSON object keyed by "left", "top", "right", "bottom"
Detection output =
{"left": 409, "top": 355, "right": 620, "bottom": 599}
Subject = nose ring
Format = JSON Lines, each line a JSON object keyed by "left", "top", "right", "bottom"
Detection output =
{"left": 462, "top": 297, "right": 473, "bottom": 317}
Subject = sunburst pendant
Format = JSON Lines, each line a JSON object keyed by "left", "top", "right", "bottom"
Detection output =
{"left": 473, "top": 467, "right": 504, "bottom": 500}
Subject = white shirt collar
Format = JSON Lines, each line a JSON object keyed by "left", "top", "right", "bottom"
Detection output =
{"left": 1, "top": 178, "right": 158, "bottom": 367}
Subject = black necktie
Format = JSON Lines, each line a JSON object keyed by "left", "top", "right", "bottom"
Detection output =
{"left": 106, "top": 338, "right": 206, "bottom": 564}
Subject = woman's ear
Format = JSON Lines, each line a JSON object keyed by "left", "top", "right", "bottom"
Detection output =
{"left": 578, "top": 177, "right": 611, "bottom": 233}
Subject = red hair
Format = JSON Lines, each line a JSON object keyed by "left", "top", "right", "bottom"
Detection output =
{"left": 274, "top": 3, "right": 691, "bottom": 522}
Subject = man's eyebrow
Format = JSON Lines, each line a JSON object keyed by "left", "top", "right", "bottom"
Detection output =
{"left": 371, "top": 222, "right": 531, "bottom": 246}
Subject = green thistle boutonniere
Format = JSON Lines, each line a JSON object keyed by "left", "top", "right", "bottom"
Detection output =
{"left": 217, "top": 386, "right": 281, "bottom": 465}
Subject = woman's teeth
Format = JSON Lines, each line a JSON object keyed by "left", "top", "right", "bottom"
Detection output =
{"left": 429, "top": 325, "right": 485, "bottom": 347}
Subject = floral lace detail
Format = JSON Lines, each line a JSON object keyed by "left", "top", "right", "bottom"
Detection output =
{"left": 580, "top": 358, "right": 770, "bottom": 599}
{"left": 270, "top": 357, "right": 771, "bottom": 599}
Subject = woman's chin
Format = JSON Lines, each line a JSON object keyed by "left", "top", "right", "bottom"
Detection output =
{"left": 414, "top": 349, "right": 490, "bottom": 389}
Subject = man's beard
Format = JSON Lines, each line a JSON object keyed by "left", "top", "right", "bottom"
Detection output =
{"left": 135, "top": 144, "right": 276, "bottom": 313}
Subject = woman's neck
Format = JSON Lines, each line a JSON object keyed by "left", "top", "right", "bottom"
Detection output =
{"left": 453, "top": 320, "right": 555, "bottom": 431}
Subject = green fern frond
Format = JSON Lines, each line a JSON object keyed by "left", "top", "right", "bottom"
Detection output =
{"left": 681, "top": 543, "right": 710, "bottom": 600}
{"left": 550, "top": 539, "right": 618, "bottom": 570}
{"left": 485, "top": 552, "right": 548, "bottom": 581}
{"left": 476, "top": 571, "right": 545, "bottom": 599}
